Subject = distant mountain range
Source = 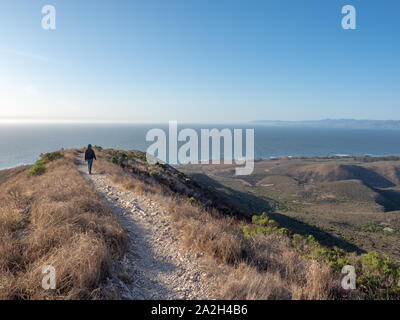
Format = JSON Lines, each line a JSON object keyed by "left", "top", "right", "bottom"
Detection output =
{"left": 250, "top": 119, "right": 400, "bottom": 129}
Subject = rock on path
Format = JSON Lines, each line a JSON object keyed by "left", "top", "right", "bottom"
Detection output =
{"left": 77, "top": 157, "right": 214, "bottom": 300}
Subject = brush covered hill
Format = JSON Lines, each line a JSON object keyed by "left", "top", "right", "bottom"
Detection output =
{"left": 288, "top": 162, "right": 396, "bottom": 187}
{"left": 179, "top": 156, "right": 400, "bottom": 266}
{"left": 1, "top": 149, "right": 399, "bottom": 300}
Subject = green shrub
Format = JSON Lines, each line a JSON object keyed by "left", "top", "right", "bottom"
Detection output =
{"left": 242, "top": 213, "right": 400, "bottom": 299}
{"left": 27, "top": 151, "right": 64, "bottom": 177}
{"left": 251, "top": 212, "right": 279, "bottom": 227}
{"left": 360, "top": 251, "right": 399, "bottom": 277}
{"left": 252, "top": 212, "right": 268, "bottom": 226}
{"left": 278, "top": 227, "right": 290, "bottom": 236}
{"left": 241, "top": 225, "right": 252, "bottom": 238}
{"left": 188, "top": 197, "right": 196, "bottom": 205}
{"left": 109, "top": 151, "right": 130, "bottom": 165}
{"left": 155, "top": 162, "right": 167, "bottom": 170}
{"left": 356, "top": 251, "right": 400, "bottom": 298}
{"left": 309, "top": 245, "right": 349, "bottom": 270}
{"left": 134, "top": 152, "right": 147, "bottom": 160}
{"left": 111, "top": 156, "right": 118, "bottom": 164}
{"left": 150, "top": 170, "right": 160, "bottom": 178}
{"left": 40, "top": 151, "right": 63, "bottom": 163}
{"left": 27, "top": 163, "right": 46, "bottom": 176}
{"left": 240, "top": 213, "right": 283, "bottom": 238}
{"left": 292, "top": 234, "right": 305, "bottom": 251}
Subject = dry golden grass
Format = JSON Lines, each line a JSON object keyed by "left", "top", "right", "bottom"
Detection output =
{"left": 0, "top": 165, "right": 30, "bottom": 187}
{"left": 167, "top": 200, "right": 342, "bottom": 299}
{"left": 219, "top": 259, "right": 336, "bottom": 300}
{"left": 0, "top": 150, "right": 128, "bottom": 300}
{"left": 96, "top": 155, "right": 167, "bottom": 197}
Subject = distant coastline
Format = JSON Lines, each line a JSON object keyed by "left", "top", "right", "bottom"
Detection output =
{"left": 2, "top": 124, "right": 400, "bottom": 170}
{"left": 251, "top": 119, "right": 400, "bottom": 130}
{"left": 254, "top": 154, "right": 400, "bottom": 162}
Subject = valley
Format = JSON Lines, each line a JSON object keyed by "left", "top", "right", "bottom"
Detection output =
{"left": 179, "top": 156, "right": 400, "bottom": 263}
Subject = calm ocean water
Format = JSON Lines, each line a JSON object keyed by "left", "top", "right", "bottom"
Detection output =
{"left": 1, "top": 123, "right": 400, "bottom": 170}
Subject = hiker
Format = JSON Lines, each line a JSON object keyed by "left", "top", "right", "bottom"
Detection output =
{"left": 84, "top": 144, "right": 97, "bottom": 175}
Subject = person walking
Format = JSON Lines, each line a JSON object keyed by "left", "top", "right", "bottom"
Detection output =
{"left": 84, "top": 144, "right": 97, "bottom": 175}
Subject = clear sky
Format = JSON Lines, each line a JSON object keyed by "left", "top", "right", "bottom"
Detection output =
{"left": 0, "top": 0, "right": 399, "bottom": 123}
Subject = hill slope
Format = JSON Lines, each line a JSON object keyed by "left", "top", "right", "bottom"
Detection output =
{"left": 1, "top": 149, "right": 399, "bottom": 300}
{"left": 179, "top": 156, "right": 400, "bottom": 266}
{"left": 0, "top": 150, "right": 127, "bottom": 299}
{"left": 288, "top": 163, "right": 395, "bottom": 188}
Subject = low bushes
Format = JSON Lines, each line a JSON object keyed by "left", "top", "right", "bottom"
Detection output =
{"left": 27, "top": 163, "right": 46, "bottom": 176}
{"left": 27, "top": 151, "right": 64, "bottom": 177}
{"left": 244, "top": 212, "right": 400, "bottom": 299}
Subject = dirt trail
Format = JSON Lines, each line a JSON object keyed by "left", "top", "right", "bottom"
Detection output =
{"left": 77, "top": 156, "right": 214, "bottom": 300}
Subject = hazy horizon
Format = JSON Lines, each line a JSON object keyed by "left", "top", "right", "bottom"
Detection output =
{"left": 2, "top": 117, "right": 400, "bottom": 125}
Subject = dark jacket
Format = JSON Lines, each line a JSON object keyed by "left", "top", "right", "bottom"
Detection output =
{"left": 85, "top": 148, "right": 96, "bottom": 161}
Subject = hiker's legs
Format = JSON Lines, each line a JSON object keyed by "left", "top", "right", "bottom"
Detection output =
{"left": 88, "top": 159, "right": 93, "bottom": 174}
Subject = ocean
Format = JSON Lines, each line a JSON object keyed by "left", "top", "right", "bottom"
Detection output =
{"left": 1, "top": 123, "right": 400, "bottom": 170}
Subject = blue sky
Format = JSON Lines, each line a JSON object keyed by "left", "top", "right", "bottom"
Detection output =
{"left": 0, "top": 0, "right": 399, "bottom": 123}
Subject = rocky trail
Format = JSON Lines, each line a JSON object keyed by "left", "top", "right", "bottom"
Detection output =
{"left": 77, "top": 156, "right": 214, "bottom": 300}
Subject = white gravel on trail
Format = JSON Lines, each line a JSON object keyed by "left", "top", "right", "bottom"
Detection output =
{"left": 77, "top": 156, "right": 214, "bottom": 300}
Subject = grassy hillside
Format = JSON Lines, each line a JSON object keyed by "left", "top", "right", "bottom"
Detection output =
{"left": 0, "top": 150, "right": 127, "bottom": 299}
{"left": 0, "top": 165, "right": 31, "bottom": 187}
